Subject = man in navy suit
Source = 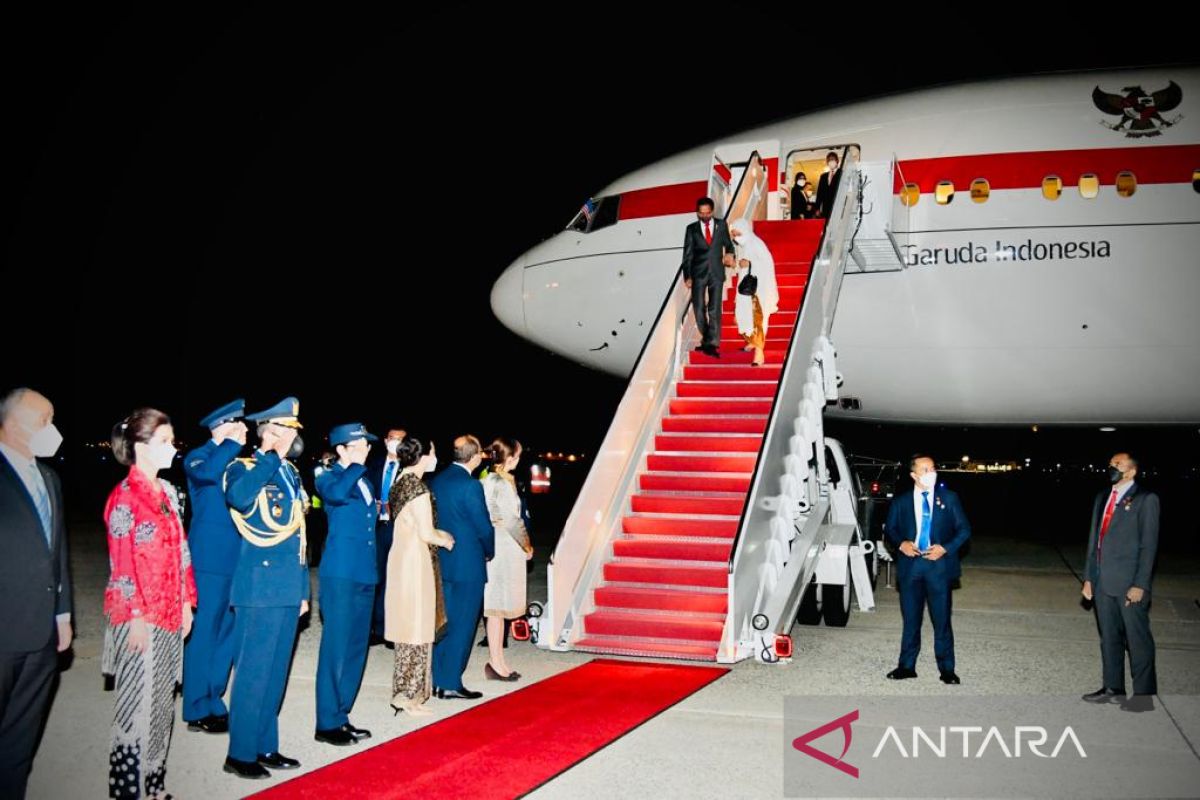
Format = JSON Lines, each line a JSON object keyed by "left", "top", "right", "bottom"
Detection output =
{"left": 681, "top": 196, "right": 736, "bottom": 357}
{"left": 313, "top": 423, "right": 379, "bottom": 745}
{"left": 883, "top": 454, "right": 971, "bottom": 684}
{"left": 430, "top": 435, "right": 494, "bottom": 700}
{"left": 181, "top": 399, "right": 247, "bottom": 734}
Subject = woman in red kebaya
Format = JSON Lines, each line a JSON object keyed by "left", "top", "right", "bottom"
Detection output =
{"left": 101, "top": 408, "right": 197, "bottom": 799}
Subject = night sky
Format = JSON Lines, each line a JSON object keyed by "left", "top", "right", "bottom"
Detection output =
{"left": 4, "top": 10, "right": 1197, "bottom": 532}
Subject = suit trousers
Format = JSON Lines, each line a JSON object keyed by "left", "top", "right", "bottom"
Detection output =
{"left": 691, "top": 270, "right": 723, "bottom": 349}
{"left": 0, "top": 642, "right": 57, "bottom": 799}
{"left": 1094, "top": 591, "right": 1157, "bottom": 694}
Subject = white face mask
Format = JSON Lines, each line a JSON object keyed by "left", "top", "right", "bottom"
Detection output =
{"left": 918, "top": 471, "right": 937, "bottom": 490}
{"left": 422, "top": 454, "right": 438, "bottom": 472}
{"left": 27, "top": 422, "right": 64, "bottom": 458}
{"left": 386, "top": 439, "right": 400, "bottom": 456}
{"left": 148, "top": 441, "right": 177, "bottom": 470}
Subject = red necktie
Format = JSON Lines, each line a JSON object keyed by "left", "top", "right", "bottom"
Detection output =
{"left": 1097, "top": 488, "right": 1119, "bottom": 558}
{"left": 704, "top": 220, "right": 712, "bottom": 245}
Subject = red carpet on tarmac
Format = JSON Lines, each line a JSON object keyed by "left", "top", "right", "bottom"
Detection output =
{"left": 250, "top": 658, "right": 729, "bottom": 799}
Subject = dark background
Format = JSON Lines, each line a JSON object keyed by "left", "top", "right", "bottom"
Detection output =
{"left": 3, "top": 9, "right": 1196, "bottom": 554}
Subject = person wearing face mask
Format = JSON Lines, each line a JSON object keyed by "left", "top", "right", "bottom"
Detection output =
{"left": 481, "top": 437, "right": 532, "bottom": 682}
{"left": 883, "top": 454, "right": 971, "bottom": 685}
{"left": 101, "top": 408, "right": 197, "bottom": 800}
{"left": 313, "top": 424, "right": 380, "bottom": 746}
{"left": 370, "top": 428, "right": 407, "bottom": 645}
{"left": 789, "top": 171, "right": 812, "bottom": 220}
{"left": 221, "top": 397, "right": 310, "bottom": 779}
{"left": 181, "top": 399, "right": 248, "bottom": 735}
{"left": 729, "top": 218, "right": 780, "bottom": 368}
{"left": 1081, "top": 452, "right": 1160, "bottom": 712}
{"left": 681, "top": 196, "right": 737, "bottom": 358}
{"left": 384, "top": 437, "right": 454, "bottom": 714}
{"left": 814, "top": 151, "right": 842, "bottom": 219}
{"left": 0, "top": 388, "right": 72, "bottom": 799}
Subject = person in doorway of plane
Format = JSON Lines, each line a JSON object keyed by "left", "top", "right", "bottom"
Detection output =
{"left": 814, "top": 151, "right": 842, "bottom": 219}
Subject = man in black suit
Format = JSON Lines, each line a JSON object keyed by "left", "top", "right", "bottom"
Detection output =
{"left": 0, "top": 388, "right": 72, "bottom": 798}
{"left": 814, "top": 151, "right": 842, "bottom": 219}
{"left": 681, "top": 197, "right": 735, "bottom": 357}
{"left": 1081, "top": 452, "right": 1160, "bottom": 712}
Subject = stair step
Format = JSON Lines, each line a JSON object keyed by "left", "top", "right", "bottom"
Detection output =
{"left": 646, "top": 453, "right": 757, "bottom": 473}
{"left": 603, "top": 562, "right": 728, "bottom": 588}
{"left": 654, "top": 434, "right": 765, "bottom": 453}
{"left": 631, "top": 494, "right": 746, "bottom": 515}
{"left": 639, "top": 473, "right": 753, "bottom": 492}
{"left": 622, "top": 515, "right": 738, "bottom": 538}
{"left": 583, "top": 610, "right": 724, "bottom": 641}
{"left": 660, "top": 416, "right": 767, "bottom": 434}
{"left": 594, "top": 586, "right": 729, "bottom": 614}
{"left": 684, "top": 365, "right": 782, "bottom": 382}
{"left": 718, "top": 327, "right": 794, "bottom": 341}
{"left": 573, "top": 637, "right": 718, "bottom": 662}
{"left": 613, "top": 538, "right": 733, "bottom": 562}
{"left": 669, "top": 399, "right": 774, "bottom": 416}
{"left": 689, "top": 349, "right": 785, "bottom": 365}
{"left": 676, "top": 381, "right": 777, "bottom": 399}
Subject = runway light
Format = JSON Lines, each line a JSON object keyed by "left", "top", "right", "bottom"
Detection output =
{"left": 1099, "top": 426, "right": 1116, "bottom": 432}
{"left": 1032, "top": 425, "right": 1039, "bottom": 432}
{"left": 961, "top": 455, "right": 970, "bottom": 463}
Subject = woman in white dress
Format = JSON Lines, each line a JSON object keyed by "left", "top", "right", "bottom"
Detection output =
{"left": 481, "top": 437, "right": 532, "bottom": 681}
{"left": 729, "top": 217, "right": 779, "bottom": 367}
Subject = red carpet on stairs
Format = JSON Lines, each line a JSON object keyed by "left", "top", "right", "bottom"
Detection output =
{"left": 248, "top": 659, "right": 728, "bottom": 800}
{"left": 574, "top": 219, "right": 824, "bottom": 662}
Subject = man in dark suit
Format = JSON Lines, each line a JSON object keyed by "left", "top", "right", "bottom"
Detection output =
{"left": 368, "top": 428, "right": 405, "bottom": 644}
{"left": 430, "top": 435, "right": 494, "bottom": 700}
{"left": 1081, "top": 452, "right": 1159, "bottom": 711}
{"left": 883, "top": 454, "right": 971, "bottom": 684}
{"left": 814, "top": 151, "right": 842, "bottom": 219}
{"left": 0, "top": 388, "right": 72, "bottom": 798}
{"left": 681, "top": 196, "right": 736, "bottom": 357}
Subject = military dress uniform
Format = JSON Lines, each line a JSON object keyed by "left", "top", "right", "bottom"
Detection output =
{"left": 222, "top": 398, "right": 310, "bottom": 778}
{"left": 181, "top": 399, "right": 245, "bottom": 732}
{"left": 313, "top": 423, "right": 379, "bottom": 745}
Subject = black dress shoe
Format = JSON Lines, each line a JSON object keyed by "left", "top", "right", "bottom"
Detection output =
{"left": 484, "top": 662, "right": 520, "bottom": 682}
{"left": 436, "top": 687, "right": 483, "bottom": 700}
{"left": 223, "top": 757, "right": 270, "bottom": 779}
{"left": 1081, "top": 687, "right": 1126, "bottom": 703}
{"left": 1119, "top": 694, "right": 1155, "bottom": 713}
{"left": 693, "top": 344, "right": 708, "bottom": 352}
{"left": 341, "top": 722, "right": 372, "bottom": 740}
{"left": 187, "top": 714, "right": 229, "bottom": 734}
{"left": 703, "top": 345, "right": 721, "bottom": 358}
{"left": 939, "top": 671, "right": 961, "bottom": 685}
{"left": 886, "top": 667, "right": 918, "bottom": 680}
{"left": 315, "top": 727, "right": 357, "bottom": 746}
{"left": 257, "top": 752, "right": 300, "bottom": 769}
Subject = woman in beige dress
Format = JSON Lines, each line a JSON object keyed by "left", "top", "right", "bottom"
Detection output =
{"left": 481, "top": 437, "right": 533, "bottom": 681}
{"left": 384, "top": 438, "right": 454, "bottom": 715}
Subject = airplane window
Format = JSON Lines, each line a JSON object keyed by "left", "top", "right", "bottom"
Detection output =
{"left": 1079, "top": 174, "right": 1100, "bottom": 199}
{"left": 1193, "top": 169, "right": 1200, "bottom": 193}
{"left": 1042, "top": 176, "right": 1062, "bottom": 201}
{"left": 935, "top": 181, "right": 954, "bottom": 205}
{"left": 900, "top": 183, "right": 920, "bottom": 207}
{"left": 970, "top": 179, "right": 989, "bottom": 204}
{"left": 565, "top": 195, "right": 621, "bottom": 233}
{"left": 1116, "top": 171, "right": 1137, "bottom": 198}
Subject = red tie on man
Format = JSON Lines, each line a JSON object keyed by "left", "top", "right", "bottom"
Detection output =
{"left": 1097, "top": 487, "right": 1119, "bottom": 558}
{"left": 704, "top": 220, "right": 712, "bottom": 245}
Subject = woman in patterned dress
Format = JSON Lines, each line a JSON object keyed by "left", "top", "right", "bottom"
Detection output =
{"left": 481, "top": 437, "right": 532, "bottom": 681}
{"left": 101, "top": 408, "right": 197, "bottom": 799}
{"left": 384, "top": 437, "right": 453, "bottom": 715}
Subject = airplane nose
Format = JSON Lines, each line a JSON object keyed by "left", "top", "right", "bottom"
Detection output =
{"left": 490, "top": 259, "right": 526, "bottom": 337}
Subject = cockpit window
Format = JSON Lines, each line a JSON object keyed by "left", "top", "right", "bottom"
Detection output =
{"left": 566, "top": 195, "right": 621, "bottom": 233}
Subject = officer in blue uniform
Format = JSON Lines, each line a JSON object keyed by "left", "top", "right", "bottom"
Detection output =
{"left": 313, "top": 423, "right": 379, "bottom": 746}
{"left": 222, "top": 397, "right": 311, "bottom": 780}
{"left": 181, "top": 399, "right": 247, "bottom": 734}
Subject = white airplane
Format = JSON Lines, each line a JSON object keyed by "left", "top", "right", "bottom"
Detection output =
{"left": 491, "top": 68, "right": 1200, "bottom": 424}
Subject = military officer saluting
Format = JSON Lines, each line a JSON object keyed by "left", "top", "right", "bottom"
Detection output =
{"left": 181, "top": 399, "right": 247, "bottom": 735}
{"left": 314, "top": 423, "right": 379, "bottom": 746}
{"left": 222, "top": 397, "right": 311, "bottom": 780}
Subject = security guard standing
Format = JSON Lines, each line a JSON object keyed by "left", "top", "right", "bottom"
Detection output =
{"left": 181, "top": 399, "right": 247, "bottom": 734}
{"left": 222, "top": 397, "right": 310, "bottom": 780}
{"left": 313, "top": 423, "right": 379, "bottom": 746}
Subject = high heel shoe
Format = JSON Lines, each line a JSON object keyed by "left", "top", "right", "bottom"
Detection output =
{"left": 484, "top": 662, "right": 520, "bottom": 682}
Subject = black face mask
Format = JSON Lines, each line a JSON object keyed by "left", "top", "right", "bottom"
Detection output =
{"left": 287, "top": 434, "right": 305, "bottom": 460}
{"left": 1107, "top": 466, "right": 1123, "bottom": 483}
